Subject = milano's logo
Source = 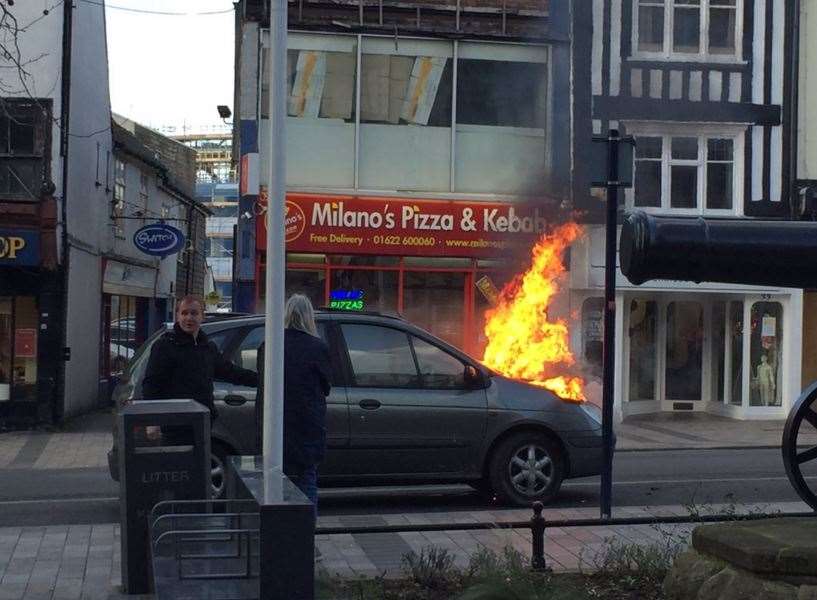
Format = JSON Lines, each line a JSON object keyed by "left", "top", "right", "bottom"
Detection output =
{"left": 133, "top": 224, "right": 185, "bottom": 257}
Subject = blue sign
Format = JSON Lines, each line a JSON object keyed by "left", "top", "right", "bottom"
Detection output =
{"left": 133, "top": 224, "right": 185, "bottom": 257}
{"left": 330, "top": 289, "right": 364, "bottom": 301}
{"left": 329, "top": 289, "right": 365, "bottom": 311}
{"left": 0, "top": 229, "right": 39, "bottom": 266}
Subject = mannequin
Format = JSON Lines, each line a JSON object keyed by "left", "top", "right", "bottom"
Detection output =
{"left": 757, "top": 354, "right": 776, "bottom": 406}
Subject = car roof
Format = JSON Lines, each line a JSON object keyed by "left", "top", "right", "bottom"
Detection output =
{"left": 202, "top": 309, "right": 405, "bottom": 327}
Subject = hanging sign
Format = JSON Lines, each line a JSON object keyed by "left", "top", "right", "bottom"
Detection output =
{"left": 133, "top": 224, "right": 185, "bottom": 257}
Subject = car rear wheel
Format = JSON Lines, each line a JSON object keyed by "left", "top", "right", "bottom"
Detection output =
{"left": 488, "top": 431, "right": 563, "bottom": 507}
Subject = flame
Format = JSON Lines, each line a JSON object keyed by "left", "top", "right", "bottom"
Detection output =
{"left": 481, "top": 222, "right": 586, "bottom": 401}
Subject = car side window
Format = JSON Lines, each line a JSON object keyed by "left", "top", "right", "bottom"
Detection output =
{"left": 230, "top": 323, "right": 328, "bottom": 375}
{"left": 233, "top": 326, "right": 265, "bottom": 373}
{"left": 341, "top": 324, "right": 419, "bottom": 388}
{"left": 411, "top": 336, "right": 467, "bottom": 389}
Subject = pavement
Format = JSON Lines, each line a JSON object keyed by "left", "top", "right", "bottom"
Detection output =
{"left": 0, "top": 409, "right": 813, "bottom": 599}
{"left": 0, "top": 501, "right": 812, "bottom": 599}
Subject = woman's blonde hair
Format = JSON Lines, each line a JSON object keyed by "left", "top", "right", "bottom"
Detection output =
{"left": 285, "top": 294, "right": 318, "bottom": 336}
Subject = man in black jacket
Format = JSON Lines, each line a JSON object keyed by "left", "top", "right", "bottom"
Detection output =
{"left": 143, "top": 296, "right": 258, "bottom": 420}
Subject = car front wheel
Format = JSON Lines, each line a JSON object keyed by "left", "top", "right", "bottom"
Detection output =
{"left": 488, "top": 432, "right": 564, "bottom": 507}
{"left": 211, "top": 443, "right": 229, "bottom": 499}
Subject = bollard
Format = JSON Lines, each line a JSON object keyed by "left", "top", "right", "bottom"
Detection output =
{"left": 530, "top": 501, "right": 548, "bottom": 572}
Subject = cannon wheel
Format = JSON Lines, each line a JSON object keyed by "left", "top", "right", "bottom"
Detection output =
{"left": 782, "top": 380, "right": 817, "bottom": 511}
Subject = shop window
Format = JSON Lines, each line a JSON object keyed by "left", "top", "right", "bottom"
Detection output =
{"left": 0, "top": 296, "right": 38, "bottom": 403}
{"left": 262, "top": 33, "right": 358, "bottom": 188}
{"left": 285, "top": 268, "right": 326, "bottom": 309}
{"left": 411, "top": 336, "right": 466, "bottom": 390}
{"left": 403, "top": 271, "right": 466, "bottom": 349}
{"left": 628, "top": 299, "right": 657, "bottom": 401}
{"left": 581, "top": 298, "right": 604, "bottom": 377}
{"left": 455, "top": 42, "right": 548, "bottom": 194}
{"left": 729, "top": 300, "right": 743, "bottom": 405}
{"left": 630, "top": 133, "right": 738, "bottom": 214}
{"left": 108, "top": 295, "right": 138, "bottom": 377}
{"left": 341, "top": 324, "right": 419, "bottom": 388}
{"left": 712, "top": 301, "right": 726, "bottom": 403}
{"left": 750, "top": 302, "right": 783, "bottom": 407}
{"left": 330, "top": 269, "right": 398, "bottom": 314}
{"left": 0, "top": 100, "right": 48, "bottom": 202}
{"left": 665, "top": 301, "right": 703, "bottom": 400}
{"left": 359, "top": 37, "right": 453, "bottom": 192}
{"left": 635, "top": 0, "right": 740, "bottom": 59}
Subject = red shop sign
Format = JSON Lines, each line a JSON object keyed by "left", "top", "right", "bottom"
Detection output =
{"left": 256, "top": 192, "right": 551, "bottom": 258}
{"left": 14, "top": 328, "right": 36, "bottom": 358}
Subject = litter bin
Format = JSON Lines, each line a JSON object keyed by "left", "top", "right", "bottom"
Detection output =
{"left": 118, "top": 399, "right": 210, "bottom": 594}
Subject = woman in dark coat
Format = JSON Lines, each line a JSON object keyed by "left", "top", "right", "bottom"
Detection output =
{"left": 256, "top": 294, "right": 331, "bottom": 510}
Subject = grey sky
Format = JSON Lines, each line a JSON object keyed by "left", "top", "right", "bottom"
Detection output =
{"left": 106, "top": 0, "right": 235, "bottom": 134}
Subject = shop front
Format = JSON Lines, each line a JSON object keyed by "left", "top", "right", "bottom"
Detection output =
{"left": 255, "top": 193, "right": 552, "bottom": 356}
{"left": 572, "top": 228, "right": 803, "bottom": 421}
{"left": 99, "top": 259, "right": 171, "bottom": 400}
{"left": 0, "top": 228, "right": 62, "bottom": 426}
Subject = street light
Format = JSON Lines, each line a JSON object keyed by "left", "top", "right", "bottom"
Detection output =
{"left": 216, "top": 105, "right": 232, "bottom": 120}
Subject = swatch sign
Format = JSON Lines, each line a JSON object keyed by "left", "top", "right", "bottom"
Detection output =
{"left": 133, "top": 224, "right": 185, "bottom": 257}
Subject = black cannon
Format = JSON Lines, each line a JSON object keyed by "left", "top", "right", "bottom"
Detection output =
{"left": 620, "top": 211, "right": 817, "bottom": 510}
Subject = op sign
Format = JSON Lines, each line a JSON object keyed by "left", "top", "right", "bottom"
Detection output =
{"left": 133, "top": 224, "right": 185, "bottom": 258}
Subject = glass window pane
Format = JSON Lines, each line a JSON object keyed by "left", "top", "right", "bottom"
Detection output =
{"left": 729, "top": 301, "right": 743, "bottom": 405}
{"left": 635, "top": 161, "right": 662, "bottom": 207}
{"left": 712, "top": 302, "right": 726, "bottom": 403}
{"left": 360, "top": 38, "right": 453, "bottom": 192}
{"left": 285, "top": 268, "right": 326, "bottom": 309}
{"left": 665, "top": 301, "right": 703, "bottom": 400}
{"left": 673, "top": 6, "right": 701, "bottom": 53}
{"left": 234, "top": 326, "right": 265, "bottom": 373}
{"left": 636, "top": 137, "right": 662, "bottom": 159}
{"left": 628, "top": 300, "right": 657, "bottom": 401}
{"left": 671, "top": 165, "right": 698, "bottom": 208}
{"left": 671, "top": 137, "right": 698, "bottom": 160}
{"left": 11, "top": 297, "right": 37, "bottom": 402}
{"left": 342, "top": 324, "right": 419, "bottom": 387}
{"left": 709, "top": 7, "right": 737, "bottom": 55}
{"left": 0, "top": 160, "right": 41, "bottom": 201}
{"left": 412, "top": 336, "right": 466, "bottom": 389}
{"left": 0, "top": 298, "right": 12, "bottom": 402}
{"left": 706, "top": 162, "right": 733, "bottom": 209}
{"left": 582, "top": 298, "right": 604, "bottom": 378}
{"left": 330, "top": 269, "right": 398, "bottom": 314}
{"left": 403, "top": 271, "right": 465, "bottom": 349}
{"left": 638, "top": 4, "right": 665, "bottom": 52}
{"left": 750, "top": 302, "right": 783, "bottom": 407}
{"left": 455, "top": 43, "right": 548, "bottom": 194}
{"left": 707, "top": 138, "right": 733, "bottom": 161}
{"left": 9, "top": 116, "right": 35, "bottom": 154}
{"left": 262, "top": 35, "right": 358, "bottom": 188}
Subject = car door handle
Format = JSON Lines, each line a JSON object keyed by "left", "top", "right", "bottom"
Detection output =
{"left": 224, "top": 394, "right": 247, "bottom": 407}
{"left": 359, "top": 399, "right": 381, "bottom": 410}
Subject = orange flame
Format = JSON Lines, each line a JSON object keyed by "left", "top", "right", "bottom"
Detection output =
{"left": 481, "top": 222, "right": 586, "bottom": 401}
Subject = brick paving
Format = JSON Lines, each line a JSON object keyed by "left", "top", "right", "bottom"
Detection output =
{"left": 0, "top": 501, "right": 809, "bottom": 599}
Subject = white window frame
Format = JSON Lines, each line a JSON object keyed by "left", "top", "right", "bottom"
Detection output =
{"left": 625, "top": 122, "right": 745, "bottom": 216}
{"left": 632, "top": 0, "right": 744, "bottom": 64}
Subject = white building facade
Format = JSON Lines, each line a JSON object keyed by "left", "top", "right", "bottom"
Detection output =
{"left": 580, "top": 0, "right": 802, "bottom": 421}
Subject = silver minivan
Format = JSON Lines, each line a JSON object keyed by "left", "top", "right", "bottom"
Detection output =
{"left": 109, "top": 311, "right": 603, "bottom": 506}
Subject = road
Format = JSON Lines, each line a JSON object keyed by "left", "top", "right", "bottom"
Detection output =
{"left": 0, "top": 448, "right": 812, "bottom": 527}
